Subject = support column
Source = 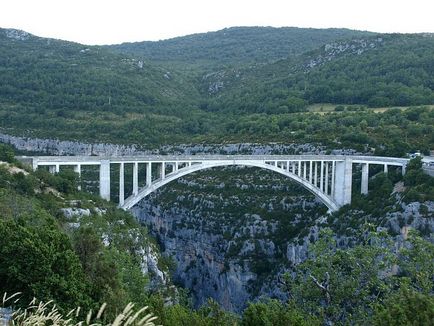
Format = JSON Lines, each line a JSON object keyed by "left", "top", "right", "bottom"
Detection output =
{"left": 146, "top": 162, "right": 152, "bottom": 186}
{"left": 384, "top": 164, "right": 388, "bottom": 174}
{"left": 401, "top": 164, "right": 406, "bottom": 176}
{"left": 48, "top": 165, "right": 56, "bottom": 174}
{"left": 55, "top": 164, "right": 60, "bottom": 173}
{"left": 331, "top": 161, "right": 336, "bottom": 197}
{"left": 333, "top": 158, "right": 352, "bottom": 207}
{"left": 303, "top": 162, "right": 307, "bottom": 179}
{"left": 361, "top": 163, "right": 369, "bottom": 195}
{"left": 314, "top": 162, "right": 318, "bottom": 187}
{"left": 99, "top": 160, "right": 111, "bottom": 201}
{"left": 175, "top": 162, "right": 179, "bottom": 172}
{"left": 32, "top": 159, "right": 39, "bottom": 171}
{"left": 309, "top": 161, "right": 313, "bottom": 183}
{"left": 161, "top": 162, "right": 165, "bottom": 179}
{"left": 286, "top": 161, "right": 290, "bottom": 173}
{"left": 325, "top": 162, "right": 329, "bottom": 195}
{"left": 320, "top": 161, "right": 324, "bottom": 192}
{"left": 298, "top": 161, "right": 301, "bottom": 177}
{"left": 133, "top": 162, "right": 138, "bottom": 196}
{"left": 119, "top": 163, "right": 125, "bottom": 206}
{"left": 74, "top": 164, "right": 81, "bottom": 191}
{"left": 291, "top": 162, "right": 295, "bottom": 174}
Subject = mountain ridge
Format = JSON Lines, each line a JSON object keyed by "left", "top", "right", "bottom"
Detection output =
{"left": 107, "top": 26, "right": 374, "bottom": 68}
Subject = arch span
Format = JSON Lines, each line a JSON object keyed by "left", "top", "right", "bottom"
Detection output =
{"left": 121, "top": 160, "right": 339, "bottom": 211}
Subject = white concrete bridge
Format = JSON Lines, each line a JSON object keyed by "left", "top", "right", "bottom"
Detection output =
{"left": 19, "top": 155, "right": 412, "bottom": 212}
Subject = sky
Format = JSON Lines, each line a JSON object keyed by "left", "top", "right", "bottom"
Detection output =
{"left": 1, "top": 0, "right": 433, "bottom": 45}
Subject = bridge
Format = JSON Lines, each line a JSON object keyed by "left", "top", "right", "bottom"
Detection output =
{"left": 18, "top": 155, "right": 413, "bottom": 212}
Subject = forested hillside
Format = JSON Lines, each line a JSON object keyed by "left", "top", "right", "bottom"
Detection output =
{"left": 0, "top": 29, "right": 200, "bottom": 112}
{"left": 0, "top": 27, "right": 433, "bottom": 151}
{"left": 204, "top": 34, "right": 434, "bottom": 112}
{"left": 108, "top": 26, "right": 372, "bottom": 68}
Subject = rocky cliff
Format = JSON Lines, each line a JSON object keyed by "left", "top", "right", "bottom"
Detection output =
{"left": 131, "top": 166, "right": 325, "bottom": 311}
{"left": 130, "top": 165, "right": 434, "bottom": 312}
{"left": 0, "top": 131, "right": 361, "bottom": 156}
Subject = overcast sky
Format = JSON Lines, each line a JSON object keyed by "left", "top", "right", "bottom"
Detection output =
{"left": 1, "top": 0, "right": 433, "bottom": 45}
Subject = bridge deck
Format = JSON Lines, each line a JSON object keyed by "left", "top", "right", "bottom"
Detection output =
{"left": 20, "top": 154, "right": 410, "bottom": 166}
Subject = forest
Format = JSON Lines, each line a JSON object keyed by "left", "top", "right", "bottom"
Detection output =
{"left": 0, "top": 28, "right": 433, "bottom": 153}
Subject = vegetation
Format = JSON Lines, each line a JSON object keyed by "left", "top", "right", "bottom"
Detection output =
{"left": 1, "top": 293, "right": 159, "bottom": 325}
{"left": 108, "top": 26, "right": 371, "bottom": 68}
{"left": 0, "top": 29, "right": 432, "bottom": 152}
{"left": 0, "top": 25, "right": 433, "bottom": 325}
{"left": 0, "top": 136, "right": 433, "bottom": 325}
{"left": 209, "top": 34, "right": 434, "bottom": 114}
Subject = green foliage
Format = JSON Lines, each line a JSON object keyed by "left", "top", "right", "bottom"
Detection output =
{"left": 0, "top": 29, "right": 433, "bottom": 153}
{"left": 34, "top": 169, "right": 79, "bottom": 194}
{"left": 0, "top": 144, "right": 16, "bottom": 163}
{"left": 241, "top": 300, "right": 318, "bottom": 326}
{"left": 109, "top": 27, "right": 370, "bottom": 68}
{"left": 149, "top": 297, "right": 238, "bottom": 326}
{"left": 403, "top": 157, "right": 434, "bottom": 202}
{"left": 283, "top": 228, "right": 434, "bottom": 325}
{"left": 372, "top": 288, "right": 434, "bottom": 326}
{"left": 0, "top": 216, "right": 92, "bottom": 312}
{"left": 0, "top": 159, "right": 153, "bottom": 319}
{"left": 398, "top": 231, "right": 434, "bottom": 294}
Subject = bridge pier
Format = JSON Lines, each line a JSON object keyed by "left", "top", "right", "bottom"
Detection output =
{"left": 99, "top": 160, "right": 110, "bottom": 201}
{"left": 133, "top": 162, "right": 139, "bottom": 196}
{"left": 146, "top": 163, "right": 152, "bottom": 186}
{"left": 119, "top": 163, "right": 125, "bottom": 206}
{"left": 361, "top": 163, "right": 369, "bottom": 195}
{"left": 161, "top": 162, "right": 165, "bottom": 179}
{"left": 334, "top": 159, "right": 352, "bottom": 206}
{"left": 73, "top": 164, "right": 81, "bottom": 190}
{"left": 48, "top": 164, "right": 59, "bottom": 174}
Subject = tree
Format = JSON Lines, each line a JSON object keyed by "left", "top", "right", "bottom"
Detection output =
{"left": 0, "top": 217, "right": 91, "bottom": 312}
{"left": 0, "top": 144, "right": 15, "bottom": 163}
{"left": 372, "top": 288, "right": 434, "bottom": 325}
{"left": 241, "top": 299, "right": 317, "bottom": 326}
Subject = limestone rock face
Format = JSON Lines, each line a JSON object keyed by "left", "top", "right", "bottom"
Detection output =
{"left": 60, "top": 207, "right": 91, "bottom": 219}
{"left": 4, "top": 29, "right": 30, "bottom": 41}
{"left": 0, "top": 132, "right": 340, "bottom": 156}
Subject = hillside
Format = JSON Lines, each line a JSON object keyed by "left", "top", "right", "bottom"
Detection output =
{"left": 0, "top": 28, "right": 203, "bottom": 143}
{"left": 0, "top": 144, "right": 172, "bottom": 320}
{"left": 0, "top": 28, "right": 433, "bottom": 154}
{"left": 203, "top": 34, "right": 434, "bottom": 112}
{"left": 108, "top": 26, "right": 373, "bottom": 69}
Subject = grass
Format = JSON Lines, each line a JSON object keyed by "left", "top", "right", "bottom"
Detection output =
{"left": 306, "top": 103, "right": 434, "bottom": 114}
{"left": 1, "top": 292, "right": 160, "bottom": 326}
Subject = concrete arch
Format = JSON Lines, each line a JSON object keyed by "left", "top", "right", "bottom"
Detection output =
{"left": 121, "top": 160, "right": 339, "bottom": 211}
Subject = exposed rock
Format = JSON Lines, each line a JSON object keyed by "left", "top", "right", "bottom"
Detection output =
{"left": 4, "top": 29, "right": 30, "bottom": 41}
{"left": 304, "top": 37, "right": 383, "bottom": 72}
{"left": 0, "top": 161, "right": 29, "bottom": 175}
{"left": 60, "top": 207, "right": 91, "bottom": 219}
